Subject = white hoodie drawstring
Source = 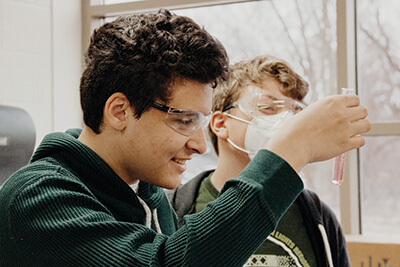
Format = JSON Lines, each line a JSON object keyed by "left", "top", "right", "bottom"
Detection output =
{"left": 136, "top": 195, "right": 152, "bottom": 229}
{"left": 134, "top": 185, "right": 162, "bottom": 233}
{"left": 318, "top": 224, "right": 334, "bottom": 267}
{"left": 152, "top": 208, "right": 162, "bottom": 233}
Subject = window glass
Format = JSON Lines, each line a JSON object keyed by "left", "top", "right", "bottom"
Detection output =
{"left": 176, "top": 0, "right": 337, "bottom": 104}
{"left": 89, "top": 0, "right": 400, "bottom": 238}
{"left": 360, "top": 136, "right": 400, "bottom": 237}
{"left": 357, "top": 0, "right": 400, "bottom": 123}
{"left": 175, "top": 0, "right": 339, "bottom": 213}
{"left": 357, "top": 0, "right": 400, "bottom": 237}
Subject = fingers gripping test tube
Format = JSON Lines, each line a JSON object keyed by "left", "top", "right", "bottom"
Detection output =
{"left": 332, "top": 88, "right": 355, "bottom": 185}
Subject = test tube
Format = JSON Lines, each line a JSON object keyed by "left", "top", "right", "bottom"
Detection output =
{"left": 332, "top": 88, "right": 355, "bottom": 185}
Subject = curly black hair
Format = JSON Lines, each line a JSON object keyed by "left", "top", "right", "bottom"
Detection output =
{"left": 80, "top": 9, "right": 229, "bottom": 133}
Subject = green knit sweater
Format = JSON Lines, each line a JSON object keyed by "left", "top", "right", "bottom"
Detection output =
{"left": 0, "top": 129, "right": 303, "bottom": 266}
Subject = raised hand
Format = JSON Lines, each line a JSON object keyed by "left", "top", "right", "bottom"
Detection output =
{"left": 263, "top": 94, "right": 371, "bottom": 172}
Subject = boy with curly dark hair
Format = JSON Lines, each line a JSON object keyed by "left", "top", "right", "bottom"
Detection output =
{"left": 0, "top": 9, "right": 370, "bottom": 266}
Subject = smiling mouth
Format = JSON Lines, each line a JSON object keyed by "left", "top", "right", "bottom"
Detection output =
{"left": 173, "top": 158, "right": 187, "bottom": 165}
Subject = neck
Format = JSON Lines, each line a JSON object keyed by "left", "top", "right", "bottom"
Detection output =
{"left": 210, "top": 146, "right": 249, "bottom": 191}
{"left": 78, "top": 126, "right": 139, "bottom": 185}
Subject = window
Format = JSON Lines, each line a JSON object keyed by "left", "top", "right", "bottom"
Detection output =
{"left": 82, "top": 0, "right": 400, "bottom": 238}
{"left": 357, "top": 0, "right": 400, "bottom": 236}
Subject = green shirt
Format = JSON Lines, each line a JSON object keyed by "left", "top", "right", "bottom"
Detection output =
{"left": 196, "top": 174, "right": 317, "bottom": 267}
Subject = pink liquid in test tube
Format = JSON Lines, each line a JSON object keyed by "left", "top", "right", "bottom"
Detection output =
{"left": 332, "top": 88, "right": 354, "bottom": 185}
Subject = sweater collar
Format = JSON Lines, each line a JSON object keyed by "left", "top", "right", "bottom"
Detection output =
{"left": 31, "top": 128, "right": 164, "bottom": 209}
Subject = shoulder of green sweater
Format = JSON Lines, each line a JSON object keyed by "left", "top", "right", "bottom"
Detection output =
{"left": 0, "top": 162, "right": 87, "bottom": 209}
{"left": 65, "top": 128, "right": 83, "bottom": 137}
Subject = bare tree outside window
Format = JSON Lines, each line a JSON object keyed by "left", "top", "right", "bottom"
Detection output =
{"left": 357, "top": 0, "right": 400, "bottom": 122}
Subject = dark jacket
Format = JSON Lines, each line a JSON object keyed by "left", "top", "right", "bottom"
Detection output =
{"left": 168, "top": 170, "right": 351, "bottom": 267}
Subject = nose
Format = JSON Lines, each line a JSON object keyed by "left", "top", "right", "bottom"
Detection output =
{"left": 186, "top": 128, "right": 208, "bottom": 155}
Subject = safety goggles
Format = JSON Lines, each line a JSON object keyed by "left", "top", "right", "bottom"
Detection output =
{"left": 151, "top": 102, "right": 212, "bottom": 136}
{"left": 223, "top": 90, "right": 306, "bottom": 117}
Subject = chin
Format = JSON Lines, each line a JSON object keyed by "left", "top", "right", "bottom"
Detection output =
{"left": 160, "top": 174, "right": 182, "bottom": 190}
{"left": 143, "top": 171, "right": 182, "bottom": 189}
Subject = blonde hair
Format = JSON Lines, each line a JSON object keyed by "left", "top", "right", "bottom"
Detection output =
{"left": 209, "top": 54, "right": 309, "bottom": 155}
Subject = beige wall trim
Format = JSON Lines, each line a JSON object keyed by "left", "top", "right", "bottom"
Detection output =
{"left": 337, "top": 0, "right": 361, "bottom": 235}
{"left": 364, "top": 123, "right": 400, "bottom": 136}
{"left": 81, "top": 0, "right": 103, "bottom": 63}
{"left": 89, "top": 0, "right": 260, "bottom": 17}
{"left": 336, "top": 0, "right": 356, "bottom": 93}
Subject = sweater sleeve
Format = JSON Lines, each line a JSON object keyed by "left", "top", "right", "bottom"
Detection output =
{"left": 177, "top": 149, "right": 303, "bottom": 266}
{"left": 3, "top": 149, "right": 303, "bottom": 267}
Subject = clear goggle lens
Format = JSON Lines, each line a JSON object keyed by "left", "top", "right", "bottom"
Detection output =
{"left": 152, "top": 102, "right": 211, "bottom": 136}
{"left": 224, "top": 91, "right": 306, "bottom": 117}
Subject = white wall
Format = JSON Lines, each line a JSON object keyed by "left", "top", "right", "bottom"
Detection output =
{"left": 0, "top": 0, "right": 82, "bottom": 147}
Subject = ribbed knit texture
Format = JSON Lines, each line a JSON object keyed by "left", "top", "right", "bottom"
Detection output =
{"left": 0, "top": 129, "right": 303, "bottom": 266}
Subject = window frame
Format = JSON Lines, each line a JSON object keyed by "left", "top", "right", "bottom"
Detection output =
{"left": 81, "top": 0, "right": 400, "bottom": 236}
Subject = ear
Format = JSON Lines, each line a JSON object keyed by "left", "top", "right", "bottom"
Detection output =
{"left": 103, "top": 92, "right": 132, "bottom": 131}
{"left": 210, "top": 111, "right": 229, "bottom": 140}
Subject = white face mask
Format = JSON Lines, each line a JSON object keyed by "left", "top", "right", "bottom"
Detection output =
{"left": 226, "top": 111, "right": 293, "bottom": 159}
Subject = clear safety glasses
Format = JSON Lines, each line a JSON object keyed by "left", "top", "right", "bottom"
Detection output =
{"left": 222, "top": 91, "right": 306, "bottom": 117}
{"left": 151, "top": 102, "right": 212, "bottom": 136}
